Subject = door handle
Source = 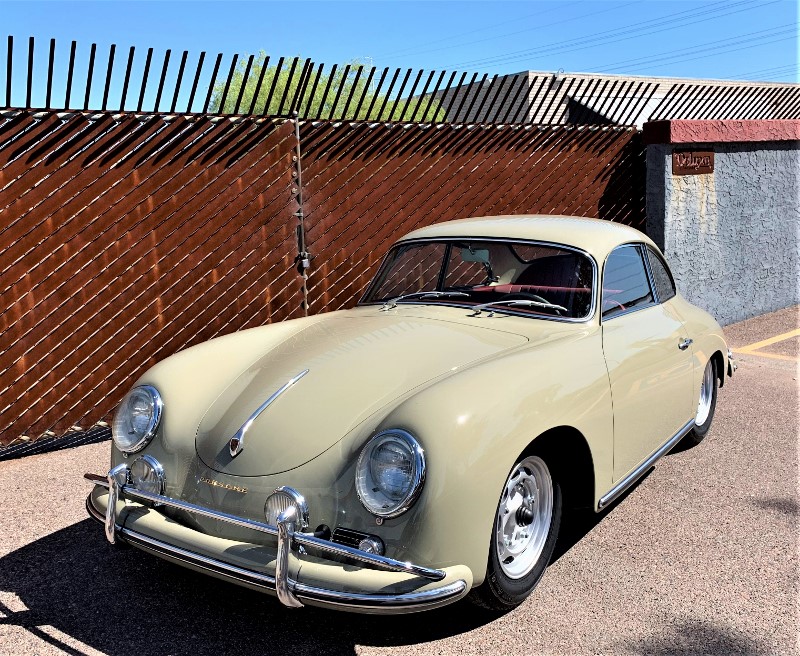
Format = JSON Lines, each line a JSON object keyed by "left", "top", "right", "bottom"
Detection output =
{"left": 678, "top": 338, "right": 693, "bottom": 351}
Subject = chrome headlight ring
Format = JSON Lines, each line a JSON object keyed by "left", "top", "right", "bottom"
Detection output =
{"left": 111, "top": 385, "right": 163, "bottom": 454}
{"left": 355, "top": 429, "right": 426, "bottom": 519}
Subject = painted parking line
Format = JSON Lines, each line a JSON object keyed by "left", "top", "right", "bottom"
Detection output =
{"left": 733, "top": 327, "right": 800, "bottom": 362}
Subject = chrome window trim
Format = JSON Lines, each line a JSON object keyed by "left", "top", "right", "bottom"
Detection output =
{"left": 600, "top": 241, "right": 658, "bottom": 324}
{"left": 359, "top": 236, "right": 599, "bottom": 324}
{"left": 644, "top": 245, "right": 677, "bottom": 304}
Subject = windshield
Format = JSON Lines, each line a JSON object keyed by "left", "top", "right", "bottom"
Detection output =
{"left": 361, "top": 239, "right": 595, "bottom": 320}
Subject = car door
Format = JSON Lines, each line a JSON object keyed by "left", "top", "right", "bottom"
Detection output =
{"left": 601, "top": 243, "right": 694, "bottom": 482}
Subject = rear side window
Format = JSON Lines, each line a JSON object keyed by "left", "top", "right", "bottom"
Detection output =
{"left": 602, "top": 245, "right": 654, "bottom": 319}
{"left": 646, "top": 246, "right": 676, "bottom": 303}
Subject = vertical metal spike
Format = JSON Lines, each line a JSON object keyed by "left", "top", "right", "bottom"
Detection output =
{"left": 453, "top": 72, "right": 477, "bottom": 123}
{"left": 277, "top": 56, "right": 300, "bottom": 116}
{"left": 5, "top": 36, "right": 12, "bottom": 108}
{"left": 340, "top": 64, "right": 363, "bottom": 120}
{"left": 365, "top": 67, "right": 388, "bottom": 120}
{"left": 463, "top": 73, "right": 487, "bottom": 123}
{"left": 399, "top": 69, "right": 424, "bottom": 122}
{"left": 233, "top": 54, "right": 254, "bottom": 115}
{"left": 65, "top": 40, "right": 76, "bottom": 109}
{"left": 263, "top": 56, "right": 284, "bottom": 115}
{"left": 352, "top": 66, "right": 375, "bottom": 120}
{"left": 26, "top": 36, "right": 34, "bottom": 109}
{"left": 153, "top": 49, "right": 171, "bottom": 113}
{"left": 83, "top": 43, "right": 96, "bottom": 111}
{"left": 217, "top": 53, "right": 239, "bottom": 114}
{"left": 137, "top": 47, "right": 153, "bottom": 112}
{"left": 387, "top": 68, "right": 412, "bottom": 122}
{"left": 119, "top": 46, "right": 135, "bottom": 111}
{"left": 186, "top": 51, "right": 205, "bottom": 113}
{"left": 302, "top": 62, "right": 323, "bottom": 117}
{"left": 288, "top": 59, "right": 312, "bottom": 116}
{"left": 421, "top": 70, "right": 447, "bottom": 123}
{"left": 170, "top": 50, "right": 188, "bottom": 113}
{"left": 410, "top": 70, "right": 435, "bottom": 122}
{"left": 45, "top": 38, "right": 55, "bottom": 109}
{"left": 501, "top": 74, "right": 528, "bottom": 124}
{"left": 202, "top": 53, "right": 223, "bottom": 113}
{"left": 328, "top": 64, "right": 351, "bottom": 119}
{"left": 376, "top": 68, "right": 400, "bottom": 121}
{"left": 101, "top": 44, "right": 115, "bottom": 111}
{"left": 440, "top": 71, "right": 465, "bottom": 122}
{"left": 472, "top": 74, "right": 498, "bottom": 123}
{"left": 248, "top": 55, "right": 270, "bottom": 115}
{"left": 315, "top": 62, "right": 336, "bottom": 120}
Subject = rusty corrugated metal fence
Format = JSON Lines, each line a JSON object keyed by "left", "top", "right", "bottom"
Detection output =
{"left": 0, "top": 110, "right": 644, "bottom": 447}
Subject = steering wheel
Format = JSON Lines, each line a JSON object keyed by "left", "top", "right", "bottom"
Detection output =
{"left": 501, "top": 292, "right": 561, "bottom": 315}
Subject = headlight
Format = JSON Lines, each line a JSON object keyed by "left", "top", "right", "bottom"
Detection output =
{"left": 355, "top": 429, "right": 425, "bottom": 518}
{"left": 130, "top": 455, "right": 165, "bottom": 495}
{"left": 112, "top": 385, "right": 163, "bottom": 454}
{"left": 265, "top": 486, "right": 309, "bottom": 530}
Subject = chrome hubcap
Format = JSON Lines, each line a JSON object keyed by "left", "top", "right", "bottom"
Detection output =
{"left": 495, "top": 455, "right": 553, "bottom": 579}
{"left": 695, "top": 360, "right": 714, "bottom": 426}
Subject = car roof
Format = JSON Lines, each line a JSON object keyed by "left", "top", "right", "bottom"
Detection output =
{"left": 398, "top": 215, "right": 658, "bottom": 261}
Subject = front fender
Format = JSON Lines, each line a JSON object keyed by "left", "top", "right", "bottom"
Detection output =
{"left": 376, "top": 325, "right": 612, "bottom": 585}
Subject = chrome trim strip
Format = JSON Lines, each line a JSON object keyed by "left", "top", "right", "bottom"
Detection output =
{"left": 86, "top": 495, "right": 467, "bottom": 613}
{"left": 229, "top": 369, "right": 309, "bottom": 458}
{"left": 598, "top": 418, "right": 695, "bottom": 510}
{"left": 85, "top": 475, "right": 446, "bottom": 581}
{"left": 276, "top": 506, "right": 303, "bottom": 608}
{"left": 359, "top": 236, "right": 599, "bottom": 324}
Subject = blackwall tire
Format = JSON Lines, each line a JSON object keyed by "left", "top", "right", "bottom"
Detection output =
{"left": 683, "top": 358, "right": 718, "bottom": 447}
{"left": 469, "top": 454, "right": 562, "bottom": 611}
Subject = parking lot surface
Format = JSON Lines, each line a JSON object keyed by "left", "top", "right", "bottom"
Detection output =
{"left": 0, "top": 307, "right": 797, "bottom": 656}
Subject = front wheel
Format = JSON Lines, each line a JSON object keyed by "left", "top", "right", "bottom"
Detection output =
{"left": 684, "top": 358, "right": 718, "bottom": 446}
{"left": 470, "top": 454, "right": 562, "bottom": 611}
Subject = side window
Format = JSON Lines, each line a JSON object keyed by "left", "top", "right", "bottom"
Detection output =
{"left": 646, "top": 246, "right": 676, "bottom": 303}
{"left": 602, "top": 245, "right": 654, "bottom": 319}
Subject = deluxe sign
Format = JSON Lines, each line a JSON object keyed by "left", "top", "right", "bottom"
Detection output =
{"left": 672, "top": 150, "right": 714, "bottom": 175}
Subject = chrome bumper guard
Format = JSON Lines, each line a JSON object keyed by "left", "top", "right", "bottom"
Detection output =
{"left": 727, "top": 348, "right": 737, "bottom": 375}
{"left": 85, "top": 469, "right": 466, "bottom": 613}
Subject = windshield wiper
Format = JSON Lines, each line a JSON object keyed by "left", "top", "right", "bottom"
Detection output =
{"left": 380, "top": 291, "right": 470, "bottom": 311}
{"left": 469, "top": 299, "right": 568, "bottom": 317}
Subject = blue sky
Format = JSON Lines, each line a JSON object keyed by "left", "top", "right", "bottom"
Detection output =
{"left": 1, "top": 0, "right": 796, "bottom": 109}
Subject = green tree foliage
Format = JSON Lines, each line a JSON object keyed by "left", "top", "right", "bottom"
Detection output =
{"left": 210, "top": 53, "right": 445, "bottom": 122}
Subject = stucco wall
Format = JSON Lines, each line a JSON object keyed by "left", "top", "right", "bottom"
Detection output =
{"left": 647, "top": 140, "right": 799, "bottom": 325}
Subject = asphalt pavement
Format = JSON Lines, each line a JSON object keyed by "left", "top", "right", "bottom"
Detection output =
{"left": 0, "top": 306, "right": 797, "bottom": 656}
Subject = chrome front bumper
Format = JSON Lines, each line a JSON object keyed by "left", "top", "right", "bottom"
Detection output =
{"left": 85, "top": 469, "right": 469, "bottom": 613}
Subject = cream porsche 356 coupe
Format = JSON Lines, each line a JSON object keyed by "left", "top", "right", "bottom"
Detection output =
{"left": 85, "top": 215, "right": 735, "bottom": 613}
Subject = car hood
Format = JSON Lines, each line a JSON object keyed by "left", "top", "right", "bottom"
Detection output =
{"left": 196, "top": 313, "right": 528, "bottom": 476}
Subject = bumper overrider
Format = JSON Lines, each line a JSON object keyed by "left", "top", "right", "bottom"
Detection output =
{"left": 84, "top": 466, "right": 471, "bottom": 613}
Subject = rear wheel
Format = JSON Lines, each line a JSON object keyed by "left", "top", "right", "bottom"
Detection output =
{"left": 684, "top": 358, "right": 718, "bottom": 446}
{"left": 470, "top": 454, "right": 562, "bottom": 611}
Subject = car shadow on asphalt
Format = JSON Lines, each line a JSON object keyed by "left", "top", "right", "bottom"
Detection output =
{"left": 551, "top": 468, "right": 654, "bottom": 564}
{"left": 0, "top": 519, "right": 503, "bottom": 655}
{"left": 0, "top": 469, "right": 662, "bottom": 655}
